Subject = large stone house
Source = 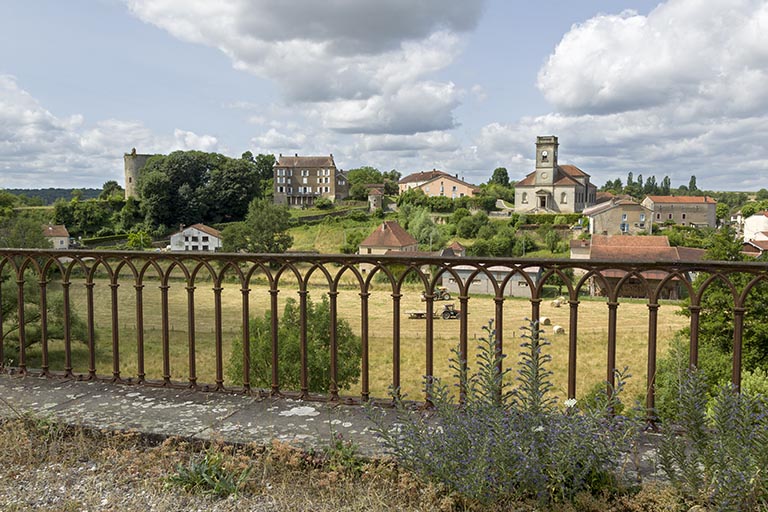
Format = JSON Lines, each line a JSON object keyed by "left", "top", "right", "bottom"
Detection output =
{"left": 398, "top": 169, "right": 478, "bottom": 198}
{"left": 169, "top": 224, "right": 222, "bottom": 252}
{"left": 514, "top": 136, "right": 596, "bottom": 213}
{"left": 641, "top": 195, "right": 717, "bottom": 228}
{"left": 582, "top": 198, "right": 653, "bottom": 235}
{"left": 273, "top": 154, "right": 349, "bottom": 207}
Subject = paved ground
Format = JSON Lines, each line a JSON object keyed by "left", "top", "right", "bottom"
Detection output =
{"left": 0, "top": 374, "right": 390, "bottom": 456}
{"left": 0, "top": 373, "right": 667, "bottom": 482}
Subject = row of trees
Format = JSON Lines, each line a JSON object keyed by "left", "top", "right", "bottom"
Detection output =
{"left": 138, "top": 151, "right": 275, "bottom": 229}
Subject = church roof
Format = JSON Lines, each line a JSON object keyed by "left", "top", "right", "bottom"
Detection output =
{"left": 516, "top": 164, "right": 590, "bottom": 188}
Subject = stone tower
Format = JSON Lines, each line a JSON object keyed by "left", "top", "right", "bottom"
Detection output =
{"left": 535, "top": 135, "right": 558, "bottom": 186}
{"left": 123, "top": 148, "right": 151, "bottom": 200}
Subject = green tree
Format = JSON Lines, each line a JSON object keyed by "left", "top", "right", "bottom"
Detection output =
{"left": 221, "top": 198, "right": 293, "bottom": 254}
{"left": 346, "top": 166, "right": 383, "bottom": 186}
{"left": 99, "top": 180, "right": 124, "bottom": 200}
{"left": 489, "top": 167, "right": 510, "bottom": 187}
{"left": 227, "top": 295, "right": 361, "bottom": 393}
{"left": 0, "top": 216, "right": 51, "bottom": 248}
{"left": 715, "top": 203, "right": 730, "bottom": 224}
{"left": 206, "top": 157, "right": 260, "bottom": 222}
{"left": 126, "top": 230, "right": 152, "bottom": 250}
{"left": 688, "top": 175, "right": 698, "bottom": 192}
{"left": 757, "top": 188, "right": 768, "bottom": 201}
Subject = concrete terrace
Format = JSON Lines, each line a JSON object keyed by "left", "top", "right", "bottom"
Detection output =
{"left": 0, "top": 374, "right": 387, "bottom": 456}
{"left": 0, "top": 373, "right": 666, "bottom": 483}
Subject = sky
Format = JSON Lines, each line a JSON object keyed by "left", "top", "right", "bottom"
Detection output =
{"left": 1, "top": 0, "right": 767, "bottom": 192}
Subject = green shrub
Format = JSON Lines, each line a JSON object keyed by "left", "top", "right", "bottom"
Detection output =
{"left": 227, "top": 295, "right": 361, "bottom": 393}
{"left": 659, "top": 369, "right": 768, "bottom": 510}
{"left": 369, "top": 320, "right": 639, "bottom": 507}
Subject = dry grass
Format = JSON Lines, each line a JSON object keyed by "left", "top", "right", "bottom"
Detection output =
{"left": 0, "top": 415, "right": 683, "bottom": 512}
{"left": 21, "top": 274, "right": 688, "bottom": 402}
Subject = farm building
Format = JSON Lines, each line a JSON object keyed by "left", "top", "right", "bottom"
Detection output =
{"left": 442, "top": 265, "right": 542, "bottom": 298}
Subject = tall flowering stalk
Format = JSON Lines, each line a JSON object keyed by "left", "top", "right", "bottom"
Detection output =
{"left": 369, "top": 319, "right": 639, "bottom": 507}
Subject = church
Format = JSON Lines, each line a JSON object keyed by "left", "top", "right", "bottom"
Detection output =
{"left": 514, "top": 136, "right": 596, "bottom": 213}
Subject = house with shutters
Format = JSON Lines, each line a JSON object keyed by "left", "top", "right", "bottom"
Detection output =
{"left": 273, "top": 154, "right": 349, "bottom": 207}
{"left": 398, "top": 169, "right": 478, "bottom": 198}
{"left": 514, "top": 136, "right": 596, "bottom": 213}
{"left": 582, "top": 198, "right": 653, "bottom": 235}
{"left": 641, "top": 195, "right": 717, "bottom": 228}
{"left": 169, "top": 224, "right": 223, "bottom": 252}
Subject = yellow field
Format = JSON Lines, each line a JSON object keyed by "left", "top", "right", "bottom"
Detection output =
{"left": 22, "top": 275, "right": 688, "bottom": 402}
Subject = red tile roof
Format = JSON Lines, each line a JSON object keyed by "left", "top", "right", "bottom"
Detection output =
{"left": 275, "top": 155, "right": 335, "bottom": 168}
{"left": 176, "top": 224, "right": 222, "bottom": 238}
{"left": 591, "top": 235, "right": 670, "bottom": 247}
{"left": 398, "top": 169, "right": 450, "bottom": 184}
{"left": 645, "top": 195, "right": 716, "bottom": 204}
{"left": 590, "top": 244, "right": 705, "bottom": 262}
{"left": 360, "top": 221, "right": 418, "bottom": 248}
{"left": 559, "top": 165, "right": 588, "bottom": 177}
{"left": 42, "top": 224, "right": 69, "bottom": 238}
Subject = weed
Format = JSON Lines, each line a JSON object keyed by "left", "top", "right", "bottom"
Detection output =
{"left": 167, "top": 445, "right": 252, "bottom": 498}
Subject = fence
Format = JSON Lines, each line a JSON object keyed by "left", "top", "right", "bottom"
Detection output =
{"left": 1, "top": 249, "right": 766, "bottom": 421}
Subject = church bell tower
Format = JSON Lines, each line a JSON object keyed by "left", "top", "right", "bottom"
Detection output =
{"left": 535, "top": 136, "right": 558, "bottom": 186}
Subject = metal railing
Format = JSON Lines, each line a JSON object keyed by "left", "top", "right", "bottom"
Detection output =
{"left": 1, "top": 249, "right": 766, "bottom": 418}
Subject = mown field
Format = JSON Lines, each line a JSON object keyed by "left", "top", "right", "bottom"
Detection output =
{"left": 19, "top": 272, "right": 688, "bottom": 403}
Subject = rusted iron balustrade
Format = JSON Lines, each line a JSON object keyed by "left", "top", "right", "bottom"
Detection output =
{"left": 1, "top": 249, "right": 766, "bottom": 418}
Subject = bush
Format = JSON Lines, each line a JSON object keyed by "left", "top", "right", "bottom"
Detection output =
{"left": 369, "top": 320, "right": 639, "bottom": 507}
{"left": 228, "top": 295, "right": 361, "bottom": 393}
{"left": 659, "top": 369, "right": 768, "bottom": 510}
{"left": 314, "top": 197, "right": 333, "bottom": 210}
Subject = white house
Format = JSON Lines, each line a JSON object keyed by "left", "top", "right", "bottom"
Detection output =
{"left": 743, "top": 211, "right": 768, "bottom": 243}
{"left": 169, "top": 224, "right": 222, "bottom": 252}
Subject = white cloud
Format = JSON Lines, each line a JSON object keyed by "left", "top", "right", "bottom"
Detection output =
{"left": 124, "top": 0, "right": 483, "bottom": 135}
{"left": 515, "top": 0, "right": 768, "bottom": 190}
{"left": 0, "top": 75, "right": 221, "bottom": 188}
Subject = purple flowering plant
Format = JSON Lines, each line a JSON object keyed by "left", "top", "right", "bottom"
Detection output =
{"left": 368, "top": 319, "right": 639, "bottom": 506}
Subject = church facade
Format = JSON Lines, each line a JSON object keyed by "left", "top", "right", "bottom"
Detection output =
{"left": 514, "top": 136, "right": 596, "bottom": 214}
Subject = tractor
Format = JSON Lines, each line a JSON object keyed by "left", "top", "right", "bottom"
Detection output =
{"left": 441, "top": 303, "right": 460, "bottom": 320}
{"left": 421, "top": 287, "right": 452, "bottom": 301}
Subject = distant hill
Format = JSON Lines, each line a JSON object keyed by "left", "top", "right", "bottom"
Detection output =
{"left": 5, "top": 188, "right": 102, "bottom": 205}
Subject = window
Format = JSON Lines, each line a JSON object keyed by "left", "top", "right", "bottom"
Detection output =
{"left": 561, "top": 192, "right": 567, "bottom": 204}
{"left": 682, "top": 213, "right": 687, "bottom": 220}
{"left": 522, "top": 192, "right": 528, "bottom": 204}
{"left": 452, "top": 185, "right": 457, "bottom": 192}
{"left": 128, "top": 177, "right": 132, "bottom": 183}
{"left": 367, "top": 248, "right": 371, "bottom": 254}
{"left": 656, "top": 213, "right": 661, "bottom": 220}
{"left": 640, "top": 213, "right": 646, "bottom": 222}
{"left": 202, "top": 245, "right": 208, "bottom": 251}
{"left": 202, "top": 236, "right": 209, "bottom": 242}
{"left": 287, "top": 187, "right": 292, "bottom": 194}
{"left": 668, "top": 214, "right": 673, "bottom": 220}
{"left": 622, "top": 213, "right": 627, "bottom": 221}
{"left": 191, "top": 236, "right": 198, "bottom": 242}
{"left": 278, "top": 186, "right": 284, "bottom": 193}
{"left": 191, "top": 245, "right": 198, "bottom": 251}
{"left": 302, "top": 177, "right": 308, "bottom": 184}
{"left": 184, "top": 236, "right": 189, "bottom": 242}
{"left": 620, "top": 223, "right": 629, "bottom": 233}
